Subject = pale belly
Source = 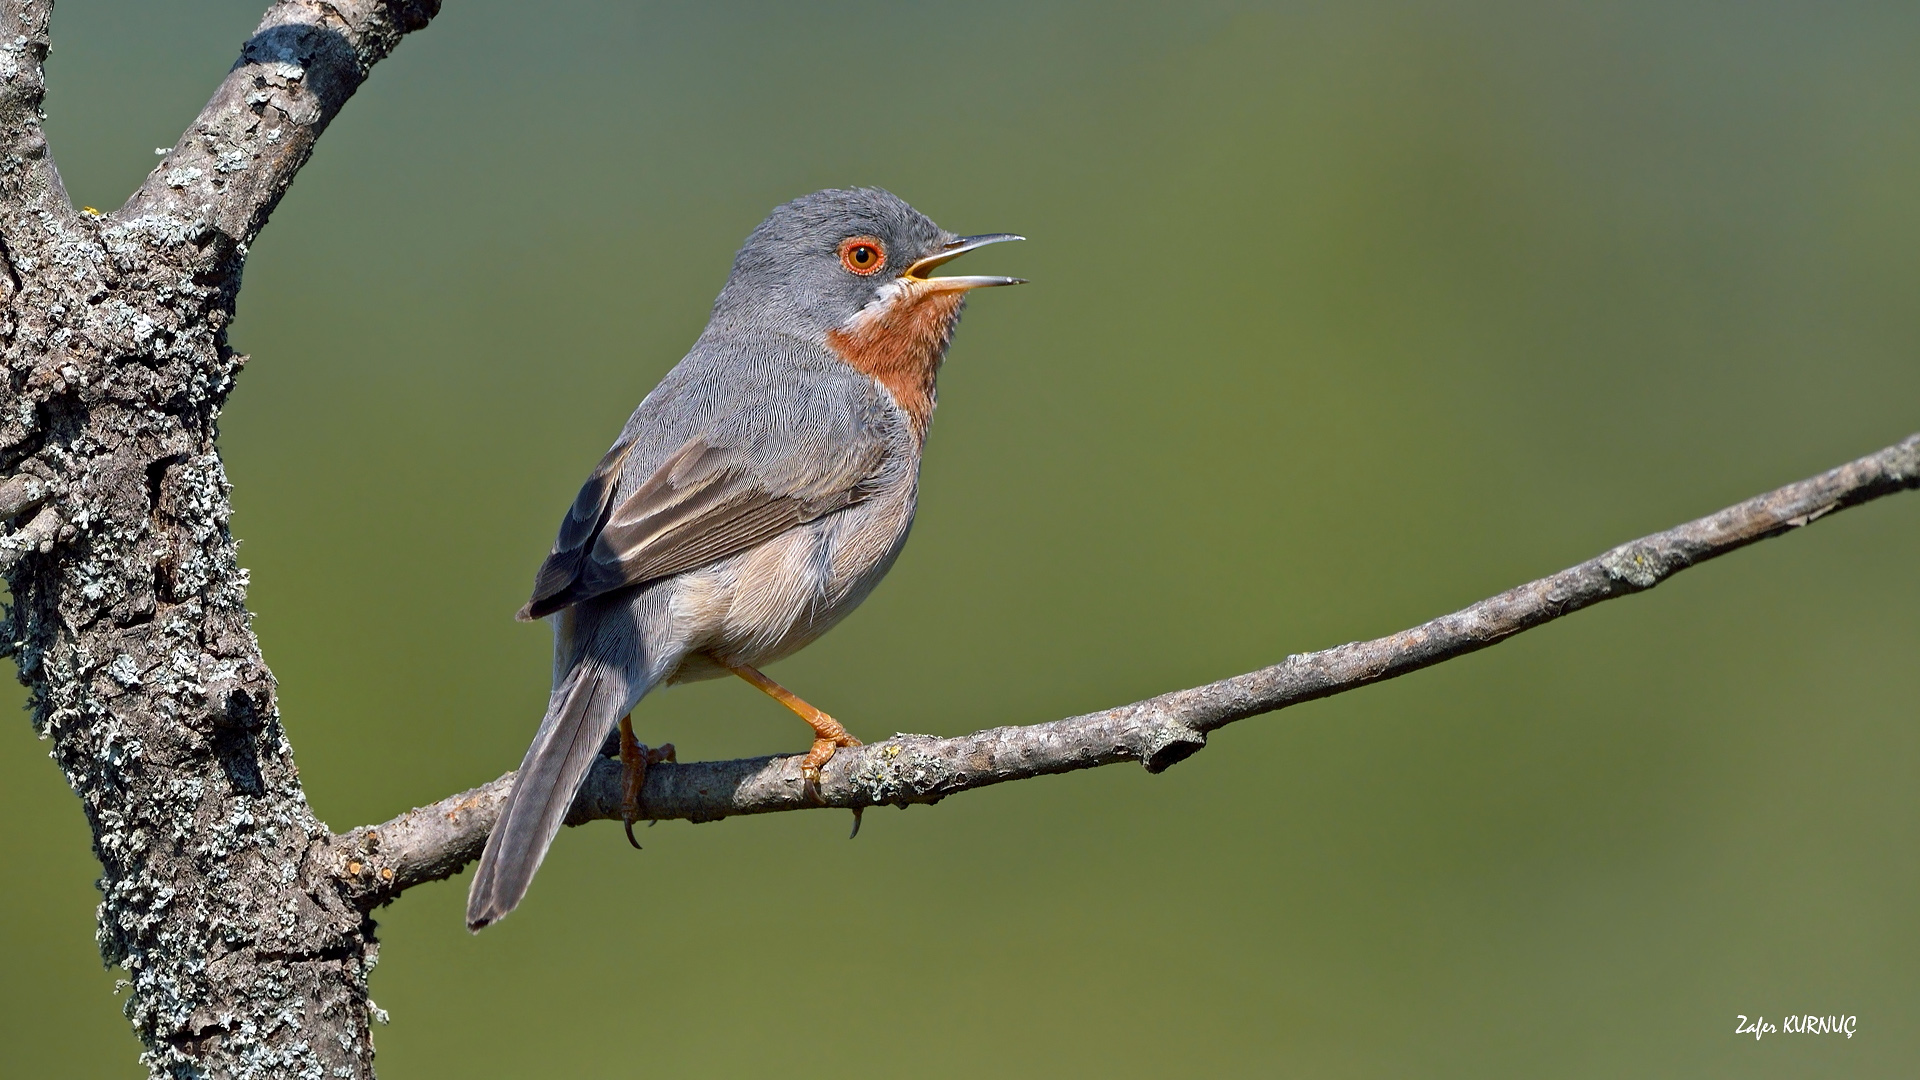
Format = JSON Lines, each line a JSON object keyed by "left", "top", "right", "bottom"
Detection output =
{"left": 660, "top": 479, "right": 915, "bottom": 685}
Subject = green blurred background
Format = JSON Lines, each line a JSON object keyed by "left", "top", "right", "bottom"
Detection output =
{"left": 5, "top": 1, "right": 1917, "bottom": 1075}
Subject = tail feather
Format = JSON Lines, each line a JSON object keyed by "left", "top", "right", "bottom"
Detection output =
{"left": 466, "top": 663, "right": 637, "bottom": 930}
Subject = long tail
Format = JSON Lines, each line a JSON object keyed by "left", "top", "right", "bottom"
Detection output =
{"left": 466, "top": 661, "right": 641, "bottom": 930}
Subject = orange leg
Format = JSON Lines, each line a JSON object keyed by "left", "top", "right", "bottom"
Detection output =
{"left": 723, "top": 662, "right": 861, "bottom": 801}
{"left": 617, "top": 713, "right": 675, "bottom": 849}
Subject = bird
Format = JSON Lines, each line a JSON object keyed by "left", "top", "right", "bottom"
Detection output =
{"left": 465, "top": 188, "right": 1023, "bottom": 931}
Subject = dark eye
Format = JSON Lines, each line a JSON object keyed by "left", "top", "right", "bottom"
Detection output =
{"left": 838, "top": 236, "right": 885, "bottom": 276}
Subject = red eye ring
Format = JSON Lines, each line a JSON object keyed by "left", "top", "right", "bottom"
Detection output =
{"left": 838, "top": 236, "right": 886, "bottom": 276}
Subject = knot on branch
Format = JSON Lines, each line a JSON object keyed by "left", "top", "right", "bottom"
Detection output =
{"left": 0, "top": 501, "right": 61, "bottom": 571}
{"left": 1140, "top": 722, "right": 1207, "bottom": 774}
{"left": 0, "top": 471, "right": 52, "bottom": 520}
{"left": 1598, "top": 542, "right": 1669, "bottom": 589}
{"left": 332, "top": 826, "right": 399, "bottom": 905}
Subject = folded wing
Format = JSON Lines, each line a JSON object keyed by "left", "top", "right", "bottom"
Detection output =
{"left": 519, "top": 433, "right": 886, "bottom": 621}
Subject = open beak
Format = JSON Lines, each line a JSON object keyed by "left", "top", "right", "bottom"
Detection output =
{"left": 903, "top": 233, "right": 1027, "bottom": 292}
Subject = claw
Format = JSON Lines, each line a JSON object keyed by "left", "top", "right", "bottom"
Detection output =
{"left": 796, "top": 731, "right": 858, "bottom": 807}
{"left": 849, "top": 805, "right": 864, "bottom": 839}
{"left": 618, "top": 722, "right": 676, "bottom": 850}
{"left": 618, "top": 715, "right": 645, "bottom": 849}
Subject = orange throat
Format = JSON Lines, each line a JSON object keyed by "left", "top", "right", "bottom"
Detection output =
{"left": 826, "top": 284, "right": 966, "bottom": 438}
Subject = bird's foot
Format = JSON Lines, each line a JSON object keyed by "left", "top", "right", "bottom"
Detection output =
{"left": 798, "top": 728, "right": 861, "bottom": 805}
{"left": 617, "top": 714, "right": 675, "bottom": 849}
{"left": 718, "top": 660, "right": 864, "bottom": 806}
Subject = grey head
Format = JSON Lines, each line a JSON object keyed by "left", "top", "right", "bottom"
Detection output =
{"left": 703, "top": 187, "right": 1023, "bottom": 341}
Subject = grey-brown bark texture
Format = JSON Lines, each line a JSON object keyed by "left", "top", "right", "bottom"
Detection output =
{"left": 1, "top": 1, "right": 1915, "bottom": 1077}
{"left": 0, "top": 2, "right": 435, "bottom": 1077}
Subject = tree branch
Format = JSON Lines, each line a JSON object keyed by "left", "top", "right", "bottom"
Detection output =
{"left": 0, "top": 500, "right": 58, "bottom": 570}
{"left": 334, "top": 433, "right": 1920, "bottom": 909}
{"left": 118, "top": 0, "right": 439, "bottom": 250}
{"left": 1, "top": 2, "right": 441, "bottom": 1074}
{"left": 0, "top": 0, "right": 70, "bottom": 219}
{"left": 0, "top": 470, "right": 50, "bottom": 519}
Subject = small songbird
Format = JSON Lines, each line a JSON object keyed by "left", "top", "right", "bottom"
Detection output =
{"left": 465, "top": 188, "right": 1023, "bottom": 930}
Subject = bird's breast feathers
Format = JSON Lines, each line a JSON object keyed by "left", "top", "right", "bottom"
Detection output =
{"left": 665, "top": 464, "right": 917, "bottom": 677}
{"left": 824, "top": 280, "right": 966, "bottom": 439}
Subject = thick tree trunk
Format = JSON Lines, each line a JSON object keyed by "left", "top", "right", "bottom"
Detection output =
{"left": 0, "top": 3, "right": 434, "bottom": 1076}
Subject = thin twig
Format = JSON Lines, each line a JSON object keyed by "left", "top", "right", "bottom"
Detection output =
{"left": 334, "top": 433, "right": 1920, "bottom": 908}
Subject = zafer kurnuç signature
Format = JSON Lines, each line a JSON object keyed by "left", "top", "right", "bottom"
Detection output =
{"left": 1736, "top": 1014, "right": 1857, "bottom": 1040}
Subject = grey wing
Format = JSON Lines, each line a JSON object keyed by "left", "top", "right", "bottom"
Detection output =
{"left": 518, "top": 431, "right": 887, "bottom": 621}
{"left": 518, "top": 435, "right": 636, "bottom": 620}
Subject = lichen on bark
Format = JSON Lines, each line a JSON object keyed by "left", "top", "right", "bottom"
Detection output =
{"left": 2, "top": 2, "right": 437, "bottom": 1076}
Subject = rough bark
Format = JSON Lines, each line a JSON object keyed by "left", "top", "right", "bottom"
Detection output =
{"left": 333, "top": 433, "right": 1920, "bottom": 908}
{"left": 0, "top": 2, "right": 435, "bottom": 1077}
